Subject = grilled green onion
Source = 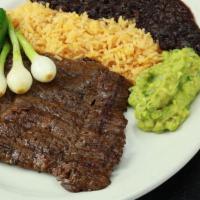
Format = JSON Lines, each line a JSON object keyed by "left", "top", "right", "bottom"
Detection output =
{"left": 16, "top": 31, "right": 57, "bottom": 83}
{"left": 0, "top": 42, "right": 10, "bottom": 97}
{"left": 7, "top": 17, "right": 33, "bottom": 94}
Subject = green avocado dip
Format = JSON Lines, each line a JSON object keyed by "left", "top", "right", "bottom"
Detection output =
{"left": 128, "top": 48, "right": 200, "bottom": 133}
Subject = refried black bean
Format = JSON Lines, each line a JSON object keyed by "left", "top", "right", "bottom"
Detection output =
{"left": 31, "top": 0, "right": 200, "bottom": 54}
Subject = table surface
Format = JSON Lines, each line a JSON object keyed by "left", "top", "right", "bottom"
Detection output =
{"left": 138, "top": 151, "right": 200, "bottom": 200}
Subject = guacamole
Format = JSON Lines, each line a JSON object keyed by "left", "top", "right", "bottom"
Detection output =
{"left": 128, "top": 48, "right": 200, "bottom": 133}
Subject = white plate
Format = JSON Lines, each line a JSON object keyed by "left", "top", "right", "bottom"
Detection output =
{"left": 0, "top": 0, "right": 200, "bottom": 200}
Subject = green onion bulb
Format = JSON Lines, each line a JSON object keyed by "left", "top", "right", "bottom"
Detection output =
{"left": 16, "top": 31, "right": 57, "bottom": 83}
{"left": 7, "top": 17, "right": 33, "bottom": 94}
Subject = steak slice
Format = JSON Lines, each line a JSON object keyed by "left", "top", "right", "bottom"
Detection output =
{"left": 0, "top": 56, "right": 130, "bottom": 192}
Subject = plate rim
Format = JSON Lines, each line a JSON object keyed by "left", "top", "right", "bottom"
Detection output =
{"left": 0, "top": 1, "right": 200, "bottom": 200}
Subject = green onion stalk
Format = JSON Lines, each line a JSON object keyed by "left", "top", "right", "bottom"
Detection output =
{"left": 16, "top": 31, "right": 57, "bottom": 83}
{"left": 0, "top": 42, "right": 10, "bottom": 97}
{"left": 7, "top": 17, "right": 33, "bottom": 94}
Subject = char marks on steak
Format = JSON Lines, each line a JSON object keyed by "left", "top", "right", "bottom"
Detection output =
{"left": 0, "top": 56, "right": 130, "bottom": 192}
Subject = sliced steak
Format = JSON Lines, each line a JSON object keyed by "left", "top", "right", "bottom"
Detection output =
{"left": 0, "top": 56, "right": 130, "bottom": 192}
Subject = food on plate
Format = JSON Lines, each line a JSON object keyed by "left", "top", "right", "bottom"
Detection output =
{"left": 7, "top": 16, "right": 33, "bottom": 94}
{"left": 129, "top": 48, "right": 200, "bottom": 133}
{"left": 0, "top": 0, "right": 199, "bottom": 194}
{"left": 0, "top": 42, "right": 10, "bottom": 97}
{"left": 9, "top": 2, "right": 161, "bottom": 83}
{"left": 0, "top": 12, "right": 57, "bottom": 96}
{"left": 0, "top": 55, "right": 130, "bottom": 192}
{"left": 0, "top": 8, "right": 8, "bottom": 50}
{"left": 33, "top": 0, "right": 200, "bottom": 54}
{"left": 16, "top": 31, "right": 57, "bottom": 83}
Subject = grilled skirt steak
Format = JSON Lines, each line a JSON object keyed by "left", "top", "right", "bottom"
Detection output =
{"left": 0, "top": 56, "right": 130, "bottom": 192}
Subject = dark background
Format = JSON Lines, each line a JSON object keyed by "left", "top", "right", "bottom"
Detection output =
{"left": 138, "top": 151, "right": 200, "bottom": 200}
